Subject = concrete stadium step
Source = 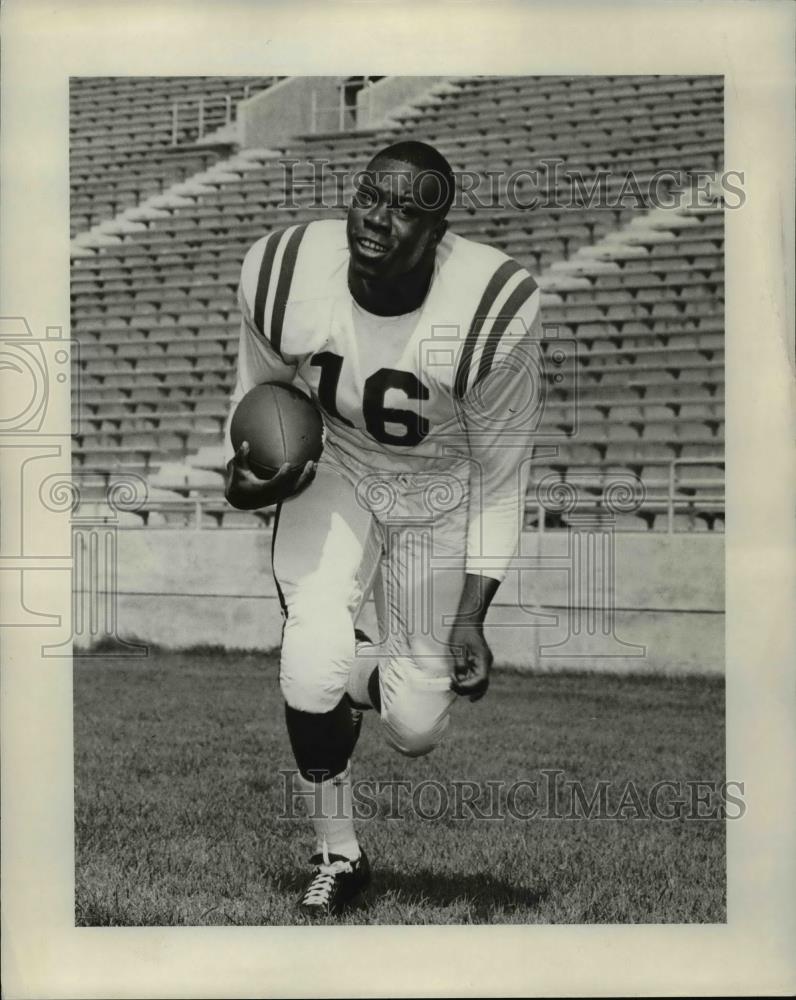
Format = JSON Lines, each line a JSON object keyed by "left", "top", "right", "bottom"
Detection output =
{"left": 69, "top": 74, "right": 724, "bottom": 493}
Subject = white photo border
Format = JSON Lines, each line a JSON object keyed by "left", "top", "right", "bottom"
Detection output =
{"left": 1, "top": 1, "right": 794, "bottom": 997}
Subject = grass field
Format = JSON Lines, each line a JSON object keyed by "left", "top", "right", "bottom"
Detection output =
{"left": 74, "top": 650, "right": 725, "bottom": 926}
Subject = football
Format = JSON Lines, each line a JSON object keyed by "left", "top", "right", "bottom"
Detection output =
{"left": 230, "top": 382, "right": 324, "bottom": 480}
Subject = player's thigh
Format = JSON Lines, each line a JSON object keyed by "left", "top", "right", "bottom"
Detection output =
{"left": 375, "top": 507, "right": 466, "bottom": 755}
{"left": 272, "top": 465, "right": 375, "bottom": 611}
{"left": 273, "top": 466, "right": 381, "bottom": 711}
{"left": 380, "top": 507, "right": 467, "bottom": 671}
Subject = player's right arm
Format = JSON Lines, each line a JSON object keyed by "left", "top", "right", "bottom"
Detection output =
{"left": 224, "top": 236, "right": 313, "bottom": 509}
{"left": 225, "top": 444, "right": 315, "bottom": 510}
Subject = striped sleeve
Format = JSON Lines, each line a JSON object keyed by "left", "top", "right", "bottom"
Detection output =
{"left": 223, "top": 227, "right": 310, "bottom": 465}
{"left": 454, "top": 259, "right": 540, "bottom": 400}
{"left": 242, "top": 223, "right": 311, "bottom": 358}
{"left": 457, "top": 259, "right": 542, "bottom": 582}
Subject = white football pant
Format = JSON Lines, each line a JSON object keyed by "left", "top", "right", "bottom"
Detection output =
{"left": 272, "top": 459, "right": 468, "bottom": 757}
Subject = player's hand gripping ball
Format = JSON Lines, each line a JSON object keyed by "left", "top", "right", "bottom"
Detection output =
{"left": 230, "top": 382, "right": 324, "bottom": 500}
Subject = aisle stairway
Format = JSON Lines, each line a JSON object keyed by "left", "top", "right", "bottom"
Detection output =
{"left": 70, "top": 75, "right": 724, "bottom": 530}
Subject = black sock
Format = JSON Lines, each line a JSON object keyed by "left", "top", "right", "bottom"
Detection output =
{"left": 285, "top": 699, "right": 355, "bottom": 783}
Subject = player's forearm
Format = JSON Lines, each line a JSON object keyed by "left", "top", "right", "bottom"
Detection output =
{"left": 465, "top": 487, "right": 525, "bottom": 583}
{"left": 454, "top": 573, "right": 500, "bottom": 627}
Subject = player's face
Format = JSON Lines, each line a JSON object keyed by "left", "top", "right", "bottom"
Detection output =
{"left": 347, "top": 158, "right": 448, "bottom": 280}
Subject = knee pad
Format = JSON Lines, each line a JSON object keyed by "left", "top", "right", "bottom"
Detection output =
{"left": 280, "top": 669, "right": 341, "bottom": 715}
{"left": 381, "top": 711, "right": 451, "bottom": 758}
{"left": 279, "top": 597, "right": 354, "bottom": 713}
{"left": 379, "top": 659, "right": 455, "bottom": 758}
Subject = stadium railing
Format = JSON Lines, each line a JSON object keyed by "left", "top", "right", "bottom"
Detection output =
{"left": 169, "top": 78, "right": 284, "bottom": 146}
{"left": 309, "top": 77, "right": 382, "bottom": 134}
{"left": 109, "top": 456, "right": 723, "bottom": 532}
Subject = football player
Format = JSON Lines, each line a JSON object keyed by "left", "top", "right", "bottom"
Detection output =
{"left": 225, "top": 140, "right": 541, "bottom": 915}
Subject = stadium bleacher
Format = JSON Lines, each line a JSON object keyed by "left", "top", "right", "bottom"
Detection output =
{"left": 70, "top": 75, "right": 724, "bottom": 531}
{"left": 70, "top": 76, "right": 279, "bottom": 235}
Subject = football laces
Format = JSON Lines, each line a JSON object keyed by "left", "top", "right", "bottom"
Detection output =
{"left": 301, "top": 858, "right": 354, "bottom": 905}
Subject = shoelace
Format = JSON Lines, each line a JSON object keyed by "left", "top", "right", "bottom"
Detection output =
{"left": 301, "top": 859, "right": 354, "bottom": 906}
{"left": 301, "top": 840, "right": 355, "bottom": 907}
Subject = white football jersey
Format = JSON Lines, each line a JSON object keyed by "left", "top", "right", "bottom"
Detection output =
{"left": 225, "top": 219, "right": 542, "bottom": 580}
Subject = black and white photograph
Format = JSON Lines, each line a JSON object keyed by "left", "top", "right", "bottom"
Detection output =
{"left": 1, "top": 2, "right": 794, "bottom": 997}
{"left": 68, "top": 72, "right": 731, "bottom": 927}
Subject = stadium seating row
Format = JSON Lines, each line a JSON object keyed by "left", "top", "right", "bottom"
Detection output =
{"left": 69, "top": 74, "right": 725, "bottom": 530}
{"left": 70, "top": 76, "right": 279, "bottom": 235}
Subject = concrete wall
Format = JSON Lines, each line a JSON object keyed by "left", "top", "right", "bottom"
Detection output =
{"left": 239, "top": 77, "right": 342, "bottom": 148}
{"left": 238, "top": 76, "right": 451, "bottom": 149}
{"left": 356, "top": 77, "right": 449, "bottom": 129}
{"left": 73, "top": 529, "right": 724, "bottom": 675}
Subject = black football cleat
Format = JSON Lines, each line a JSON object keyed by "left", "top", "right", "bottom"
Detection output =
{"left": 298, "top": 847, "right": 371, "bottom": 917}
